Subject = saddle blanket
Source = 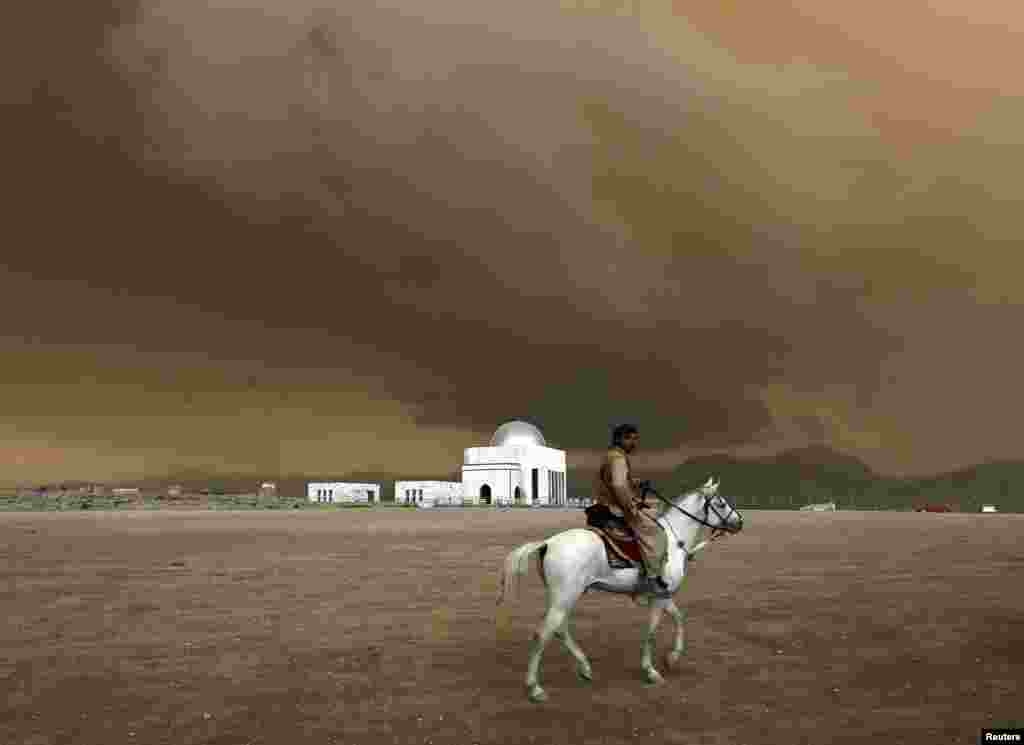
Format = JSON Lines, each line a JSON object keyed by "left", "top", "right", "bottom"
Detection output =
{"left": 586, "top": 525, "right": 643, "bottom": 566}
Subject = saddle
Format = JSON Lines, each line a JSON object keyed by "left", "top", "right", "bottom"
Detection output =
{"left": 584, "top": 503, "right": 643, "bottom": 569}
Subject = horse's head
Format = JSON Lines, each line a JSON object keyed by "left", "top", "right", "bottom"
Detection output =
{"left": 682, "top": 476, "right": 743, "bottom": 535}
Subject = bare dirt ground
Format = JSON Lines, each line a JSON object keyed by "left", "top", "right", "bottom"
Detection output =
{"left": 1, "top": 509, "right": 1020, "bottom": 745}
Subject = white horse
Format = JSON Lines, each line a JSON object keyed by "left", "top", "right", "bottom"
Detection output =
{"left": 497, "top": 477, "right": 743, "bottom": 702}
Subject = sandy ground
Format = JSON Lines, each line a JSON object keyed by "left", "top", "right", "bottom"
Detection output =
{"left": 1, "top": 509, "right": 1021, "bottom": 745}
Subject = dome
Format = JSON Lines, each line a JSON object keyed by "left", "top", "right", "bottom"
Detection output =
{"left": 489, "top": 420, "right": 546, "bottom": 448}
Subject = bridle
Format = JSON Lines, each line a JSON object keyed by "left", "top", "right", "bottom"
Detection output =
{"left": 640, "top": 481, "right": 742, "bottom": 553}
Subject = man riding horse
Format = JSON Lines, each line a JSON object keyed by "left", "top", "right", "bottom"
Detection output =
{"left": 591, "top": 423, "right": 672, "bottom": 598}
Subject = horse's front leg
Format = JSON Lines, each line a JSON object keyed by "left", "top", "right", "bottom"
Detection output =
{"left": 640, "top": 598, "right": 669, "bottom": 685}
{"left": 664, "top": 600, "right": 687, "bottom": 668}
{"left": 555, "top": 616, "right": 592, "bottom": 682}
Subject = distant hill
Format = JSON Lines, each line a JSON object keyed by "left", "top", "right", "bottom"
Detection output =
{"left": 565, "top": 447, "right": 1021, "bottom": 512}
{"left": 624, "top": 448, "right": 1021, "bottom": 512}
{"left": 901, "top": 460, "right": 1024, "bottom": 512}
{"left": 668, "top": 446, "right": 876, "bottom": 505}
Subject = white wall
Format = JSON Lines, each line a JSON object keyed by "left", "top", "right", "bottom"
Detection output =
{"left": 395, "top": 481, "right": 462, "bottom": 506}
{"left": 461, "top": 466, "right": 520, "bottom": 505}
{"left": 307, "top": 482, "right": 381, "bottom": 504}
{"left": 462, "top": 445, "right": 567, "bottom": 506}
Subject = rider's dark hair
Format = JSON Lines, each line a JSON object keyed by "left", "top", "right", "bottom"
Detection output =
{"left": 611, "top": 423, "right": 639, "bottom": 448}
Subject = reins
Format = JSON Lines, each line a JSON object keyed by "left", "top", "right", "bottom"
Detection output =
{"left": 640, "top": 484, "right": 738, "bottom": 553}
{"left": 641, "top": 484, "right": 726, "bottom": 530}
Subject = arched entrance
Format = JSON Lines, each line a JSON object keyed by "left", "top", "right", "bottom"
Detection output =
{"left": 514, "top": 486, "right": 523, "bottom": 505}
{"left": 479, "top": 484, "right": 492, "bottom": 506}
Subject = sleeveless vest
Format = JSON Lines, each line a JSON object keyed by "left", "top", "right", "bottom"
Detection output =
{"left": 594, "top": 446, "right": 632, "bottom": 515}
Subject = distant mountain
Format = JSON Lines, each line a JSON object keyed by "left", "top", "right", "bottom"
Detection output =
{"left": 679, "top": 444, "right": 874, "bottom": 472}
{"left": 905, "top": 459, "right": 1023, "bottom": 507}
{"left": 660, "top": 448, "right": 1020, "bottom": 511}
{"left": 557, "top": 445, "right": 1024, "bottom": 511}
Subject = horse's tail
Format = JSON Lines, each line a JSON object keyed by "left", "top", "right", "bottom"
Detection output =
{"left": 497, "top": 540, "right": 548, "bottom": 606}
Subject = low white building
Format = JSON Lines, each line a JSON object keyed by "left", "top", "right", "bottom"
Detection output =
{"left": 800, "top": 502, "right": 837, "bottom": 511}
{"left": 981, "top": 504, "right": 998, "bottom": 513}
{"left": 307, "top": 482, "right": 381, "bottom": 504}
{"left": 396, "top": 480, "right": 462, "bottom": 507}
{"left": 462, "top": 420, "right": 567, "bottom": 507}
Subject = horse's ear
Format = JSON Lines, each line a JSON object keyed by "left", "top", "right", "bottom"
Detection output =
{"left": 703, "top": 476, "right": 714, "bottom": 488}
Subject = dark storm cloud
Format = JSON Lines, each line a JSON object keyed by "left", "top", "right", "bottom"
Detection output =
{"left": 4, "top": 0, "right": 1024, "bottom": 479}
{"left": 3, "top": 0, "right": 800, "bottom": 453}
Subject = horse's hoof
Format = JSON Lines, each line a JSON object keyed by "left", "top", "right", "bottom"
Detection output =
{"left": 526, "top": 685, "right": 548, "bottom": 703}
{"left": 577, "top": 666, "right": 593, "bottom": 683}
{"left": 643, "top": 668, "right": 665, "bottom": 686}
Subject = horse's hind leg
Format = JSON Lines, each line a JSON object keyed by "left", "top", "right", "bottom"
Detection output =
{"left": 555, "top": 616, "right": 592, "bottom": 682}
{"left": 525, "top": 603, "right": 568, "bottom": 703}
{"left": 640, "top": 598, "right": 669, "bottom": 685}
{"left": 522, "top": 534, "right": 594, "bottom": 702}
{"left": 664, "top": 600, "right": 687, "bottom": 669}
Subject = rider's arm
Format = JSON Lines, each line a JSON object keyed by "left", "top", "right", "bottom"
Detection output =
{"left": 608, "top": 455, "right": 639, "bottom": 518}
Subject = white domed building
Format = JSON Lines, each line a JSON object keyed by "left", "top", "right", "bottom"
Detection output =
{"left": 461, "top": 420, "right": 567, "bottom": 506}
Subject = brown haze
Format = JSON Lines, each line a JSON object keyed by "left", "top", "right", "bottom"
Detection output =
{"left": 2, "top": 0, "right": 1024, "bottom": 485}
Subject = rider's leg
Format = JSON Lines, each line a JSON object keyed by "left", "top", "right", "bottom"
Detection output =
{"left": 628, "top": 512, "right": 671, "bottom": 597}
{"left": 630, "top": 511, "right": 664, "bottom": 576}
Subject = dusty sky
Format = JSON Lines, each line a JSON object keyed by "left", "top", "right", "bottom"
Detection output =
{"left": 3, "top": 0, "right": 1024, "bottom": 485}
